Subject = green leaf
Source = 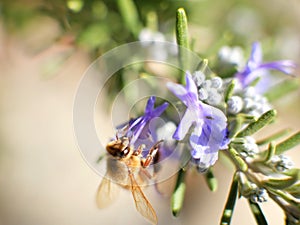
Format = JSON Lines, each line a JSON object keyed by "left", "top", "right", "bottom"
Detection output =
{"left": 228, "top": 117, "right": 243, "bottom": 138}
{"left": 265, "top": 79, "right": 300, "bottom": 102}
{"left": 237, "top": 110, "right": 277, "bottom": 137}
{"left": 257, "top": 129, "right": 291, "bottom": 146}
{"left": 263, "top": 174, "right": 298, "bottom": 190}
{"left": 176, "top": 7, "right": 190, "bottom": 83}
{"left": 171, "top": 168, "right": 187, "bottom": 217}
{"left": 176, "top": 8, "right": 189, "bottom": 51}
{"left": 117, "top": 0, "right": 141, "bottom": 37}
{"left": 283, "top": 168, "right": 300, "bottom": 177}
{"left": 205, "top": 167, "right": 218, "bottom": 192}
{"left": 225, "top": 79, "right": 235, "bottom": 103}
{"left": 284, "top": 182, "right": 300, "bottom": 198}
{"left": 228, "top": 148, "right": 248, "bottom": 172}
{"left": 275, "top": 131, "right": 300, "bottom": 155}
{"left": 264, "top": 142, "right": 276, "bottom": 162}
{"left": 248, "top": 200, "right": 268, "bottom": 225}
{"left": 220, "top": 173, "right": 239, "bottom": 225}
{"left": 269, "top": 189, "right": 300, "bottom": 207}
{"left": 237, "top": 114, "right": 257, "bottom": 124}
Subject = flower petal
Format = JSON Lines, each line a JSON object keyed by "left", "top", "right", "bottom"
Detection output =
{"left": 145, "top": 96, "right": 155, "bottom": 114}
{"left": 189, "top": 122, "right": 205, "bottom": 151}
{"left": 185, "top": 72, "right": 198, "bottom": 100}
{"left": 202, "top": 103, "right": 228, "bottom": 151}
{"left": 173, "top": 109, "right": 197, "bottom": 140}
{"left": 166, "top": 81, "right": 188, "bottom": 97}
{"left": 258, "top": 60, "right": 297, "bottom": 75}
{"left": 249, "top": 42, "right": 262, "bottom": 66}
{"left": 151, "top": 102, "right": 169, "bottom": 118}
{"left": 126, "top": 96, "right": 168, "bottom": 144}
{"left": 189, "top": 103, "right": 228, "bottom": 161}
{"left": 130, "top": 118, "right": 146, "bottom": 144}
{"left": 198, "top": 151, "right": 219, "bottom": 168}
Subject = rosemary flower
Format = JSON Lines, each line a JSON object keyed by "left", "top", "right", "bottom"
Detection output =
{"left": 167, "top": 73, "right": 228, "bottom": 171}
{"left": 120, "top": 96, "right": 169, "bottom": 144}
{"left": 235, "top": 42, "right": 296, "bottom": 90}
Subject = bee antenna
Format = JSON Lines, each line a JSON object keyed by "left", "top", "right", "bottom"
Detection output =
{"left": 156, "top": 139, "right": 164, "bottom": 147}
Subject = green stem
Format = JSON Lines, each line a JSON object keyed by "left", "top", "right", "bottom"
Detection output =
{"left": 171, "top": 168, "right": 187, "bottom": 217}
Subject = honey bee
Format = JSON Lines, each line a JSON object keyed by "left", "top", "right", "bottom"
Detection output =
{"left": 96, "top": 135, "right": 162, "bottom": 225}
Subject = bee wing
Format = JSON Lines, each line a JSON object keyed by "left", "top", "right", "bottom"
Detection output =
{"left": 129, "top": 172, "right": 158, "bottom": 225}
{"left": 96, "top": 174, "right": 120, "bottom": 208}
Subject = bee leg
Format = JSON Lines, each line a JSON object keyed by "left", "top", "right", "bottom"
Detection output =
{"left": 133, "top": 144, "right": 145, "bottom": 156}
{"left": 141, "top": 140, "right": 163, "bottom": 168}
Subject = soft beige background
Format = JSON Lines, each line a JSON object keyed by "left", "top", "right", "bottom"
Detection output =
{"left": 0, "top": 17, "right": 299, "bottom": 225}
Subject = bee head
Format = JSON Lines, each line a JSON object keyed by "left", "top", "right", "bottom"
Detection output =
{"left": 106, "top": 137, "right": 132, "bottom": 159}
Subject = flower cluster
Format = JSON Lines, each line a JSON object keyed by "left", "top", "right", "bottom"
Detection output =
{"left": 105, "top": 39, "right": 299, "bottom": 224}
{"left": 100, "top": 8, "right": 300, "bottom": 225}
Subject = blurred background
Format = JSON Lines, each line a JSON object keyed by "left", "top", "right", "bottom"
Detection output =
{"left": 0, "top": 0, "right": 300, "bottom": 224}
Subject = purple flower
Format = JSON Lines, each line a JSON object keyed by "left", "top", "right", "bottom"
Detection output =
{"left": 235, "top": 42, "right": 297, "bottom": 89}
{"left": 120, "top": 96, "right": 169, "bottom": 144}
{"left": 167, "top": 73, "right": 228, "bottom": 170}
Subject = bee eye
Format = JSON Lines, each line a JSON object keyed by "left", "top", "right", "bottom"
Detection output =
{"left": 120, "top": 148, "right": 129, "bottom": 157}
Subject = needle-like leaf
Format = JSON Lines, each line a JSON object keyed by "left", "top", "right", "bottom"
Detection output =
{"left": 171, "top": 168, "right": 187, "bottom": 217}
{"left": 225, "top": 79, "right": 235, "bottom": 103}
{"left": 248, "top": 200, "right": 268, "bottom": 225}
{"left": 275, "top": 131, "right": 300, "bottom": 155}
{"left": 228, "top": 148, "right": 248, "bottom": 172}
{"left": 257, "top": 129, "right": 291, "bottom": 146}
{"left": 176, "top": 8, "right": 190, "bottom": 83}
{"left": 205, "top": 167, "right": 218, "bottom": 192}
{"left": 117, "top": 0, "right": 141, "bottom": 37}
{"left": 237, "top": 110, "right": 277, "bottom": 137}
{"left": 220, "top": 173, "right": 239, "bottom": 225}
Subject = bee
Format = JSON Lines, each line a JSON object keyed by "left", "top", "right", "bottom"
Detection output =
{"left": 96, "top": 135, "right": 162, "bottom": 225}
